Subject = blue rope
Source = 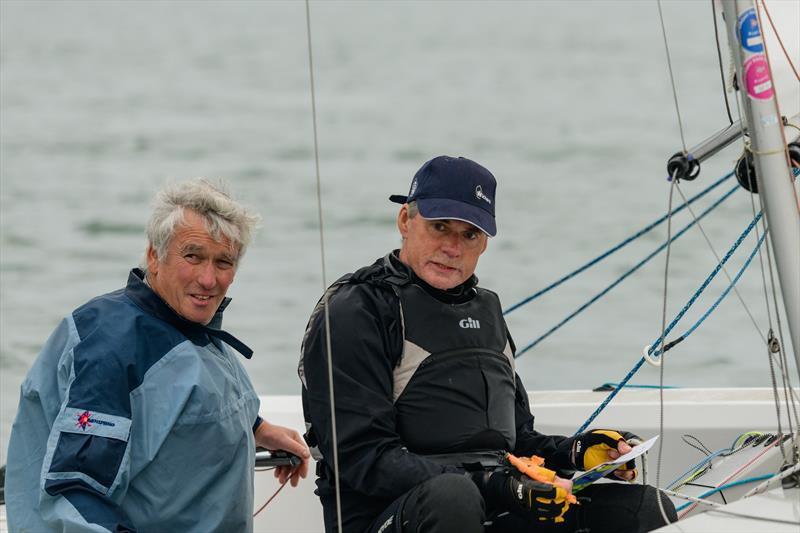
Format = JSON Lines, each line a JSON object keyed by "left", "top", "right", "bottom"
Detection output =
{"left": 674, "top": 474, "right": 773, "bottom": 512}
{"left": 574, "top": 210, "right": 763, "bottom": 435}
{"left": 651, "top": 229, "right": 767, "bottom": 357}
{"left": 515, "top": 184, "right": 738, "bottom": 358}
{"left": 503, "top": 171, "right": 734, "bottom": 315}
{"left": 666, "top": 432, "right": 761, "bottom": 489}
{"left": 597, "top": 382, "right": 679, "bottom": 390}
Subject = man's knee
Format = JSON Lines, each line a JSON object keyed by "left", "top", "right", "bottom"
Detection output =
{"left": 406, "top": 473, "right": 484, "bottom": 532}
{"left": 636, "top": 485, "right": 677, "bottom": 532}
{"left": 579, "top": 483, "right": 677, "bottom": 533}
{"left": 422, "top": 473, "right": 482, "bottom": 510}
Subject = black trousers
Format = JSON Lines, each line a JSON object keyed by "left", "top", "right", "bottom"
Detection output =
{"left": 365, "top": 473, "right": 677, "bottom": 533}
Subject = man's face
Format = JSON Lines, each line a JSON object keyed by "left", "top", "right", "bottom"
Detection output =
{"left": 397, "top": 204, "right": 488, "bottom": 290}
{"left": 147, "top": 209, "right": 238, "bottom": 325}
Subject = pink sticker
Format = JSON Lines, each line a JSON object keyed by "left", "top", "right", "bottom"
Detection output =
{"left": 744, "top": 55, "right": 774, "bottom": 100}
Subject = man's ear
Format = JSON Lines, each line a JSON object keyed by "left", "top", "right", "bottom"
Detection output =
{"left": 397, "top": 205, "right": 410, "bottom": 239}
{"left": 146, "top": 245, "right": 159, "bottom": 275}
{"left": 479, "top": 236, "right": 488, "bottom": 255}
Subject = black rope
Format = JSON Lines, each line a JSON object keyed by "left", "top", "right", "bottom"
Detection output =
{"left": 711, "top": 0, "right": 734, "bottom": 125}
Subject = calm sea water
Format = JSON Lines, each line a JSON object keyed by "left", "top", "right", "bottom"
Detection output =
{"left": 0, "top": 0, "right": 790, "bottom": 464}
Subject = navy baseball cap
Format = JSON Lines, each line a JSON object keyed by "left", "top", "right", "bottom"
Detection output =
{"left": 389, "top": 155, "right": 497, "bottom": 237}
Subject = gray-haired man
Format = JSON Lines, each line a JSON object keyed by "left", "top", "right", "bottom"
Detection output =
{"left": 5, "top": 179, "right": 310, "bottom": 532}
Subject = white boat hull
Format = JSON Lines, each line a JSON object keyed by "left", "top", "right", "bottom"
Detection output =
{"left": 252, "top": 387, "right": 798, "bottom": 532}
{"left": 2, "top": 387, "right": 795, "bottom": 531}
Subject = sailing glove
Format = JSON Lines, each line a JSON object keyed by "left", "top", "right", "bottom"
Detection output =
{"left": 470, "top": 471, "right": 571, "bottom": 521}
{"left": 572, "top": 429, "right": 639, "bottom": 480}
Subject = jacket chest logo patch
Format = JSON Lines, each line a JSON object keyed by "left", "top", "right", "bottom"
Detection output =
{"left": 76, "top": 410, "right": 93, "bottom": 430}
{"left": 459, "top": 317, "right": 481, "bottom": 329}
{"left": 75, "top": 410, "right": 116, "bottom": 431}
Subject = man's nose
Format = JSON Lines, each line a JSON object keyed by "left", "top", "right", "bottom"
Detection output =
{"left": 197, "top": 262, "right": 217, "bottom": 289}
{"left": 440, "top": 232, "right": 461, "bottom": 256}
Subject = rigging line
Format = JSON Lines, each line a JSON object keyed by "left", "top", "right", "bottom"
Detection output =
{"left": 681, "top": 434, "right": 713, "bottom": 457}
{"left": 759, "top": 0, "right": 800, "bottom": 82}
{"left": 655, "top": 172, "right": 677, "bottom": 528}
{"left": 253, "top": 469, "right": 294, "bottom": 517}
{"left": 761, "top": 218, "right": 800, "bottom": 446}
{"left": 575, "top": 210, "right": 766, "bottom": 435}
{"left": 745, "top": 463, "right": 800, "bottom": 497}
{"left": 711, "top": 0, "right": 734, "bottom": 125}
{"left": 650, "top": 228, "right": 767, "bottom": 356}
{"left": 515, "top": 184, "right": 739, "bottom": 358}
{"left": 674, "top": 182, "right": 765, "bottom": 344}
{"left": 304, "top": 2, "right": 343, "bottom": 531}
{"left": 673, "top": 473, "right": 774, "bottom": 513}
{"left": 657, "top": 0, "right": 688, "bottom": 153}
{"left": 503, "top": 172, "right": 734, "bottom": 315}
{"left": 663, "top": 487, "right": 800, "bottom": 527}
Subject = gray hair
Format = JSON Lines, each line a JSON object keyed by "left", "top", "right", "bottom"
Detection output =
{"left": 407, "top": 200, "right": 419, "bottom": 219}
{"left": 144, "top": 178, "right": 260, "bottom": 266}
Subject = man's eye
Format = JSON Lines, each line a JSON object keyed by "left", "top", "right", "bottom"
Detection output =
{"left": 217, "top": 259, "right": 234, "bottom": 270}
{"left": 184, "top": 254, "right": 200, "bottom": 263}
{"left": 433, "top": 222, "right": 447, "bottom": 232}
{"left": 463, "top": 231, "right": 478, "bottom": 241}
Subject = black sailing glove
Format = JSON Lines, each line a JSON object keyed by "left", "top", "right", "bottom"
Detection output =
{"left": 470, "top": 471, "right": 571, "bottom": 521}
{"left": 572, "top": 429, "right": 640, "bottom": 480}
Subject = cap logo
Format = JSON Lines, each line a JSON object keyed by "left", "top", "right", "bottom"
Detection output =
{"left": 475, "top": 185, "right": 492, "bottom": 205}
{"left": 409, "top": 178, "right": 418, "bottom": 198}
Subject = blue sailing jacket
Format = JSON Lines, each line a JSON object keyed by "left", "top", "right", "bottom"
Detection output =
{"left": 4, "top": 269, "right": 261, "bottom": 532}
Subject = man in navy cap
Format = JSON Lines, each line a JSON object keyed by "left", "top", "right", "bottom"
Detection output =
{"left": 300, "top": 156, "right": 675, "bottom": 532}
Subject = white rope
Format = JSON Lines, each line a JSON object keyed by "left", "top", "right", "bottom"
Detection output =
{"left": 744, "top": 462, "right": 800, "bottom": 497}
{"left": 654, "top": 170, "right": 678, "bottom": 528}
{"left": 662, "top": 488, "right": 800, "bottom": 526}
{"left": 657, "top": 0, "right": 687, "bottom": 153}
{"left": 304, "top": 2, "right": 343, "bottom": 531}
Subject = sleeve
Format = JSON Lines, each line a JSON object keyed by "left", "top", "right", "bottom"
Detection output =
{"left": 38, "top": 320, "right": 137, "bottom": 532}
{"left": 512, "top": 373, "right": 576, "bottom": 473}
{"left": 302, "top": 283, "right": 458, "bottom": 500}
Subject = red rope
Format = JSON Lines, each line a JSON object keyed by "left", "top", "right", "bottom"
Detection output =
{"left": 253, "top": 467, "right": 296, "bottom": 517}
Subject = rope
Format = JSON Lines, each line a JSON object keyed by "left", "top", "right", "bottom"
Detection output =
{"left": 650, "top": 229, "right": 767, "bottom": 358}
{"left": 503, "top": 171, "right": 734, "bottom": 315}
{"left": 673, "top": 474, "right": 774, "bottom": 513}
{"left": 515, "top": 184, "right": 738, "bottom": 358}
{"left": 657, "top": 0, "right": 687, "bottom": 153}
{"left": 654, "top": 172, "right": 677, "bottom": 527}
{"left": 304, "top": 2, "right": 343, "bottom": 531}
{"left": 252, "top": 468, "right": 294, "bottom": 517}
{"left": 711, "top": 0, "right": 734, "bottom": 125}
{"left": 574, "top": 210, "right": 764, "bottom": 435}
{"left": 758, "top": 0, "right": 800, "bottom": 82}
{"left": 674, "top": 182, "right": 766, "bottom": 344}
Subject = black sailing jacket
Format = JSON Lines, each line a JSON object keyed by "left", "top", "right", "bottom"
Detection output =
{"left": 299, "top": 252, "right": 575, "bottom": 532}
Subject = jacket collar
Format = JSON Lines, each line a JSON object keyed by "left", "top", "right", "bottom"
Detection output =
{"left": 386, "top": 250, "right": 479, "bottom": 303}
{"left": 125, "top": 268, "right": 253, "bottom": 359}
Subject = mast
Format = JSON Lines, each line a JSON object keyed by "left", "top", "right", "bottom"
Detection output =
{"left": 720, "top": 0, "right": 800, "bottom": 372}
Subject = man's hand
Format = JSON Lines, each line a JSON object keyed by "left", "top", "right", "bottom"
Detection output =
{"left": 471, "top": 471, "right": 571, "bottom": 521}
{"left": 254, "top": 420, "right": 311, "bottom": 487}
{"left": 572, "top": 429, "right": 639, "bottom": 482}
